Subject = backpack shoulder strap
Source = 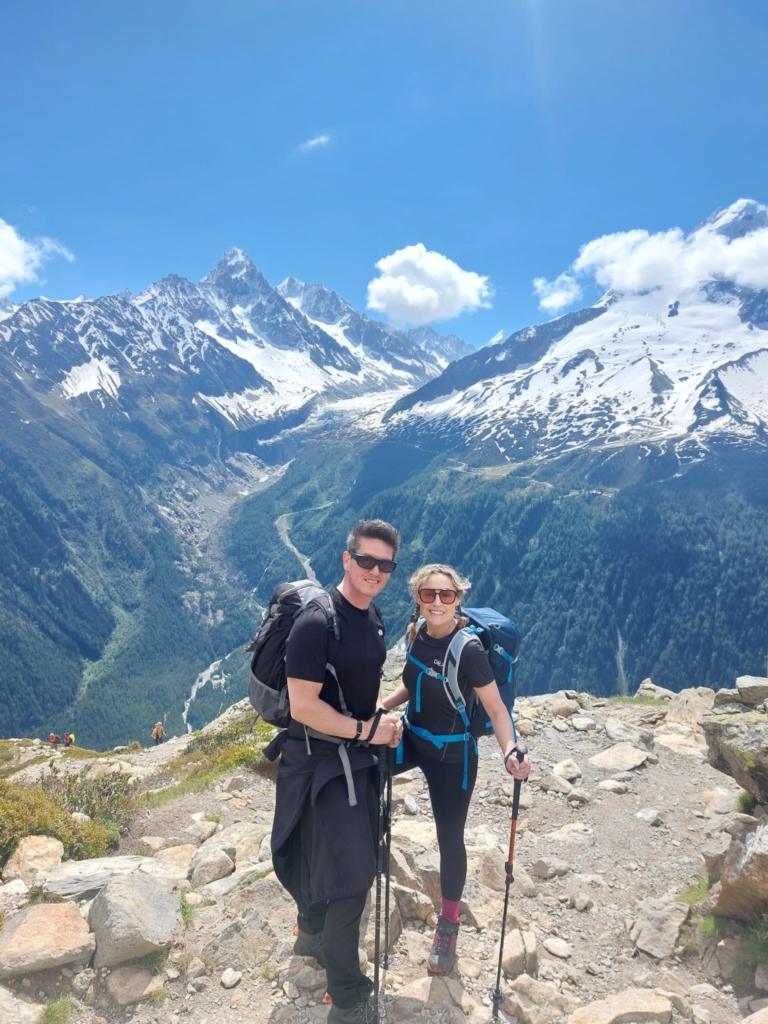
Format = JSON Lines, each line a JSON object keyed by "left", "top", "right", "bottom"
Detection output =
{"left": 444, "top": 627, "right": 483, "bottom": 720}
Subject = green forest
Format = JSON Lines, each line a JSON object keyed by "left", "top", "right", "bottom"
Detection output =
{"left": 225, "top": 440, "right": 768, "bottom": 699}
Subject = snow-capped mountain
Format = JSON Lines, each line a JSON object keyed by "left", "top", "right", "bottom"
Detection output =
{"left": 0, "top": 250, "right": 465, "bottom": 456}
{"left": 0, "top": 297, "right": 17, "bottom": 321}
{"left": 385, "top": 201, "right": 768, "bottom": 465}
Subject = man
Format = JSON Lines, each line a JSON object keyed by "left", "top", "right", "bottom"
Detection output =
{"left": 265, "top": 519, "right": 403, "bottom": 1024}
{"left": 151, "top": 722, "right": 165, "bottom": 745}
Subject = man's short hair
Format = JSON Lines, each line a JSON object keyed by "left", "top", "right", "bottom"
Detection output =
{"left": 346, "top": 519, "right": 400, "bottom": 557}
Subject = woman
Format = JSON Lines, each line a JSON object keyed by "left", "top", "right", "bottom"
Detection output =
{"left": 380, "top": 563, "right": 531, "bottom": 975}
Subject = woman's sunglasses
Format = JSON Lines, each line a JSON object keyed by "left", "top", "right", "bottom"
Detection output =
{"left": 348, "top": 551, "right": 398, "bottom": 574}
{"left": 418, "top": 588, "right": 458, "bottom": 604}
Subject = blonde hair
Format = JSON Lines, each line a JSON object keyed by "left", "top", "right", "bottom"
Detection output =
{"left": 406, "top": 563, "right": 472, "bottom": 642}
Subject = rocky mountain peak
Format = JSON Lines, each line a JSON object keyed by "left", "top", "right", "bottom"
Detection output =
{"left": 701, "top": 198, "right": 768, "bottom": 240}
{"left": 200, "top": 248, "right": 271, "bottom": 307}
{"left": 276, "top": 276, "right": 354, "bottom": 325}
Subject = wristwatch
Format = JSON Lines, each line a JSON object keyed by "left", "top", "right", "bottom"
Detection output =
{"left": 355, "top": 720, "right": 363, "bottom": 739}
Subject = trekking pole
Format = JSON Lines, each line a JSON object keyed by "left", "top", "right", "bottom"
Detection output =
{"left": 382, "top": 745, "right": 394, "bottom": 974}
{"left": 372, "top": 745, "right": 389, "bottom": 1024}
{"left": 490, "top": 744, "right": 528, "bottom": 1020}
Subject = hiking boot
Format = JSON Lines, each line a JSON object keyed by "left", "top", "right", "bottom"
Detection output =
{"left": 327, "top": 998, "right": 376, "bottom": 1023}
{"left": 428, "top": 915, "right": 460, "bottom": 975}
{"left": 293, "top": 929, "right": 327, "bottom": 967}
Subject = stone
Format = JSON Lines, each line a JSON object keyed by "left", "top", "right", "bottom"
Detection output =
{"left": 0, "top": 880, "right": 29, "bottom": 916}
{"left": 548, "top": 696, "right": 580, "bottom": 717}
{"left": 589, "top": 743, "right": 649, "bottom": 772}
{"left": 630, "top": 894, "right": 689, "bottom": 959}
{"left": 202, "top": 902, "right": 279, "bottom": 970}
{"left": 154, "top": 844, "right": 197, "bottom": 879}
{"left": 0, "top": 902, "right": 95, "bottom": 978}
{"left": 36, "top": 855, "right": 156, "bottom": 900}
{"left": 568, "top": 988, "right": 673, "bottom": 1024}
{"left": 531, "top": 857, "right": 571, "bottom": 879}
{"left": 404, "top": 795, "right": 420, "bottom": 815}
{"left": 744, "top": 1010, "right": 768, "bottom": 1024}
{"left": 665, "top": 687, "right": 715, "bottom": 729}
{"left": 553, "top": 717, "right": 569, "bottom": 732}
{"left": 636, "top": 808, "right": 662, "bottom": 826}
{"left": 0, "top": 984, "right": 44, "bottom": 1024}
{"left": 553, "top": 759, "right": 582, "bottom": 781}
{"left": 224, "top": 775, "right": 247, "bottom": 792}
{"left": 501, "top": 929, "right": 538, "bottom": 977}
{"left": 700, "top": 833, "right": 732, "bottom": 885}
{"left": 189, "top": 847, "right": 235, "bottom": 887}
{"left": 715, "top": 824, "right": 768, "bottom": 920}
{"left": 546, "top": 822, "right": 593, "bottom": 842}
{"left": 568, "top": 788, "right": 591, "bottom": 805}
{"left": 604, "top": 718, "right": 654, "bottom": 750}
{"left": 598, "top": 779, "right": 629, "bottom": 794}
{"left": 571, "top": 716, "right": 596, "bottom": 731}
{"left": 220, "top": 967, "right": 242, "bottom": 988}
{"left": 138, "top": 836, "right": 167, "bottom": 853}
{"left": 715, "top": 937, "right": 741, "bottom": 980}
{"left": 736, "top": 676, "right": 768, "bottom": 707}
{"left": 199, "top": 866, "right": 262, "bottom": 898}
{"left": 105, "top": 965, "right": 165, "bottom": 1006}
{"left": 543, "top": 937, "right": 571, "bottom": 959}
{"left": 756, "top": 965, "right": 768, "bottom": 991}
{"left": 702, "top": 709, "right": 768, "bottom": 803}
{"left": 89, "top": 871, "right": 182, "bottom": 968}
{"left": 637, "top": 679, "right": 675, "bottom": 700}
{"left": 568, "top": 891, "right": 594, "bottom": 912}
{"left": 714, "top": 688, "right": 742, "bottom": 707}
{"left": 184, "top": 821, "right": 218, "bottom": 843}
{"left": 197, "top": 821, "right": 267, "bottom": 864}
{"left": 391, "top": 975, "right": 479, "bottom": 1019}
{"left": 510, "top": 973, "right": 579, "bottom": 1015}
{"left": 539, "top": 774, "right": 573, "bottom": 795}
{"left": 70, "top": 811, "right": 90, "bottom": 823}
{"left": 391, "top": 882, "right": 434, "bottom": 922}
{"left": 1, "top": 837, "right": 64, "bottom": 885}
{"left": 654, "top": 727, "right": 708, "bottom": 759}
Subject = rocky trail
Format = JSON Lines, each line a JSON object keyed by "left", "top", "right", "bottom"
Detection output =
{"left": 1, "top": 671, "right": 768, "bottom": 1024}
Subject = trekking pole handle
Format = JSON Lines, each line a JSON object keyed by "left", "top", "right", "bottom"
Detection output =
{"left": 506, "top": 744, "right": 528, "bottom": 883}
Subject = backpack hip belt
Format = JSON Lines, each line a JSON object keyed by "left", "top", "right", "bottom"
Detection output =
{"left": 396, "top": 703, "right": 479, "bottom": 790}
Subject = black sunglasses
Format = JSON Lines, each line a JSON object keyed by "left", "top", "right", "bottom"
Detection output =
{"left": 418, "top": 588, "right": 459, "bottom": 604}
{"left": 348, "top": 551, "right": 398, "bottom": 574}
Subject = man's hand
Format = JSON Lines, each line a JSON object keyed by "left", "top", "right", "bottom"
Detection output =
{"left": 365, "top": 712, "right": 403, "bottom": 747}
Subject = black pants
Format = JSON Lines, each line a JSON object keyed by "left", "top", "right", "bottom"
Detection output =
{"left": 394, "top": 730, "right": 478, "bottom": 902}
{"left": 299, "top": 894, "right": 372, "bottom": 1008}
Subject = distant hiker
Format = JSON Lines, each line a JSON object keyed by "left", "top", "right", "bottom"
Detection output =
{"left": 264, "top": 519, "right": 403, "bottom": 1024}
{"left": 64, "top": 733, "right": 72, "bottom": 748}
{"left": 380, "top": 563, "right": 532, "bottom": 975}
{"left": 49, "top": 733, "right": 60, "bottom": 750}
{"left": 69, "top": 732, "right": 76, "bottom": 747}
{"left": 151, "top": 722, "right": 165, "bottom": 745}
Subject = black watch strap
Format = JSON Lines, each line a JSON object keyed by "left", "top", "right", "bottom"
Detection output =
{"left": 355, "top": 719, "right": 363, "bottom": 739}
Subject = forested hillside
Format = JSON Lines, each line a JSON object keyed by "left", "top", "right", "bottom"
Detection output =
{"left": 225, "top": 439, "right": 768, "bottom": 698}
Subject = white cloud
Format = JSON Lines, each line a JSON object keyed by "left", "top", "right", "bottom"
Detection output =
{"left": 298, "top": 134, "right": 331, "bottom": 154}
{"left": 533, "top": 272, "right": 582, "bottom": 313}
{"left": 366, "top": 243, "right": 492, "bottom": 325}
{"left": 531, "top": 198, "right": 768, "bottom": 313}
{"left": 0, "top": 219, "right": 73, "bottom": 297}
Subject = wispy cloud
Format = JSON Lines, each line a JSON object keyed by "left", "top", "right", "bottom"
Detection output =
{"left": 0, "top": 219, "right": 74, "bottom": 297}
{"left": 298, "top": 134, "right": 331, "bottom": 154}
{"left": 367, "top": 243, "right": 492, "bottom": 325}
{"left": 531, "top": 198, "right": 768, "bottom": 313}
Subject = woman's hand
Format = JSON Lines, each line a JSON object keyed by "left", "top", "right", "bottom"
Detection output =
{"left": 504, "top": 746, "right": 531, "bottom": 781}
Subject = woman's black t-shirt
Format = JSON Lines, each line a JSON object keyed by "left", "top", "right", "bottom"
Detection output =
{"left": 285, "top": 587, "right": 386, "bottom": 721}
{"left": 403, "top": 625, "right": 494, "bottom": 762}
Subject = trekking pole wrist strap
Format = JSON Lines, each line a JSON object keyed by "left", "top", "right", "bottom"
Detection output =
{"left": 364, "top": 708, "right": 384, "bottom": 743}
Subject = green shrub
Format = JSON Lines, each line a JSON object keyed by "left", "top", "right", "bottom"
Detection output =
{"left": 41, "top": 765, "right": 136, "bottom": 831}
{"left": 40, "top": 996, "right": 74, "bottom": 1024}
{"left": 0, "top": 779, "right": 111, "bottom": 869}
{"left": 127, "top": 740, "right": 143, "bottom": 752}
{"left": 129, "top": 949, "right": 169, "bottom": 972}
{"left": 736, "top": 791, "right": 758, "bottom": 815}
{"left": 698, "top": 914, "right": 728, "bottom": 942}
{"left": 679, "top": 878, "right": 709, "bottom": 906}
{"left": 743, "top": 914, "right": 768, "bottom": 966}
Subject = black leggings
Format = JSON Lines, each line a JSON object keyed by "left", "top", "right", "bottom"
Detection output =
{"left": 394, "top": 730, "right": 478, "bottom": 901}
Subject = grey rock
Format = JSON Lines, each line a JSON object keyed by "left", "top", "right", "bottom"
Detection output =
{"left": 189, "top": 847, "right": 235, "bottom": 887}
{"left": 220, "top": 968, "right": 242, "bottom": 988}
{"left": 630, "top": 894, "right": 689, "bottom": 959}
{"left": 36, "top": 855, "right": 154, "bottom": 901}
{"left": 736, "top": 676, "right": 768, "bottom": 707}
{"left": 89, "top": 872, "right": 182, "bottom": 968}
{"left": 0, "top": 985, "right": 43, "bottom": 1023}
{"left": 636, "top": 807, "right": 662, "bottom": 826}
{"left": 0, "top": 903, "right": 95, "bottom": 978}
{"left": 701, "top": 709, "right": 768, "bottom": 803}
{"left": 531, "top": 857, "right": 571, "bottom": 879}
{"left": 598, "top": 779, "right": 629, "bottom": 794}
{"left": 539, "top": 774, "right": 573, "bottom": 795}
{"left": 716, "top": 823, "right": 768, "bottom": 920}
{"left": 184, "top": 821, "right": 218, "bottom": 844}
{"left": 714, "top": 688, "right": 742, "bottom": 707}
{"left": 604, "top": 718, "right": 654, "bottom": 750}
{"left": 700, "top": 833, "right": 733, "bottom": 884}
{"left": 553, "top": 758, "right": 582, "bottom": 781}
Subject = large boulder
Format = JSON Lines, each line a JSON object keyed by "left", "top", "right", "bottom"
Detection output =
{"left": 198, "top": 822, "right": 267, "bottom": 864}
{"left": 715, "top": 824, "right": 768, "bottom": 921}
{"left": 629, "top": 894, "right": 689, "bottom": 959}
{"left": 36, "top": 855, "right": 152, "bottom": 901}
{"left": 0, "top": 985, "right": 44, "bottom": 1024}
{"left": 665, "top": 687, "right": 715, "bottom": 729}
{"left": 701, "top": 708, "right": 768, "bottom": 803}
{"left": 189, "top": 847, "right": 235, "bottom": 887}
{"left": 105, "top": 965, "right": 165, "bottom": 1006}
{"left": 589, "top": 743, "right": 649, "bottom": 772}
{"left": 89, "top": 872, "right": 182, "bottom": 968}
{"left": 1, "top": 837, "right": 64, "bottom": 885}
{"left": 736, "top": 676, "right": 768, "bottom": 707}
{"left": 568, "top": 988, "right": 672, "bottom": 1024}
{"left": 604, "top": 718, "right": 654, "bottom": 750}
{"left": 0, "top": 903, "right": 95, "bottom": 978}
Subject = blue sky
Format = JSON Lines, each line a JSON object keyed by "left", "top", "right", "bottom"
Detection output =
{"left": 2, "top": 0, "right": 768, "bottom": 346}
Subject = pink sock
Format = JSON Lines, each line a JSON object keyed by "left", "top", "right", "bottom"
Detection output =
{"left": 441, "top": 897, "right": 461, "bottom": 923}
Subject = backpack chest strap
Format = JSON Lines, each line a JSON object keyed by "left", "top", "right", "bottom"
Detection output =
{"left": 406, "top": 651, "right": 445, "bottom": 713}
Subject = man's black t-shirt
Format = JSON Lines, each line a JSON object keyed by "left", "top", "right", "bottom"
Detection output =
{"left": 285, "top": 587, "right": 386, "bottom": 722}
{"left": 403, "top": 625, "right": 493, "bottom": 762}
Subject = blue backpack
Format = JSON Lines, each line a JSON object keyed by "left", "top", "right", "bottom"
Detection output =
{"left": 400, "top": 607, "right": 520, "bottom": 788}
